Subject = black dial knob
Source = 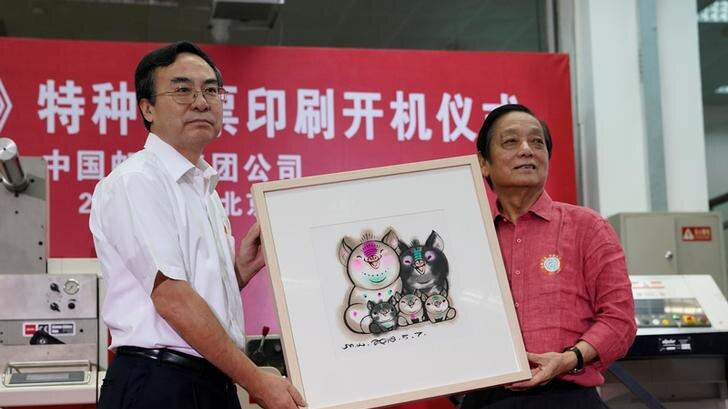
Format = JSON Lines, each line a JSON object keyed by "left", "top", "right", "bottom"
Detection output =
{"left": 50, "top": 302, "right": 60, "bottom": 312}
{"left": 50, "top": 283, "right": 60, "bottom": 292}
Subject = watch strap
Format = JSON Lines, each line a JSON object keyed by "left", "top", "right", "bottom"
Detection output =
{"left": 563, "top": 345, "right": 584, "bottom": 374}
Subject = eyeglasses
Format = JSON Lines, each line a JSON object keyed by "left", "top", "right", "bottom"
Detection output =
{"left": 153, "top": 86, "right": 228, "bottom": 105}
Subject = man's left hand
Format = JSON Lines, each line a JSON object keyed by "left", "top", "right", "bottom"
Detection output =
{"left": 235, "top": 222, "right": 266, "bottom": 288}
{"left": 505, "top": 351, "right": 576, "bottom": 391}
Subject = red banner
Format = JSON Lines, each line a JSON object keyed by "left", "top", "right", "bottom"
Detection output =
{"left": 0, "top": 37, "right": 575, "bottom": 334}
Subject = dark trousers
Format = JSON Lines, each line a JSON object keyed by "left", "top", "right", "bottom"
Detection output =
{"left": 461, "top": 380, "right": 610, "bottom": 409}
{"left": 98, "top": 348, "right": 240, "bottom": 409}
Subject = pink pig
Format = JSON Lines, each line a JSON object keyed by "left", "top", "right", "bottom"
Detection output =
{"left": 338, "top": 230, "right": 403, "bottom": 334}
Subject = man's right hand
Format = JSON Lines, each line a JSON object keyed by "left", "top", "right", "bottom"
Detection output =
{"left": 151, "top": 277, "right": 306, "bottom": 408}
{"left": 246, "top": 368, "right": 307, "bottom": 409}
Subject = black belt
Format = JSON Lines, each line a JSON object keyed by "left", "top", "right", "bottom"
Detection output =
{"left": 493, "top": 379, "right": 587, "bottom": 395}
{"left": 461, "top": 380, "right": 593, "bottom": 409}
{"left": 116, "top": 346, "right": 224, "bottom": 378}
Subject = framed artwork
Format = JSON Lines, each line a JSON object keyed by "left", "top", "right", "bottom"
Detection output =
{"left": 252, "top": 155, "right": 529, "bottom": 409}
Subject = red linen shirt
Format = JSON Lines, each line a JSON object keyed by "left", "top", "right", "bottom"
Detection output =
{"left": 494, "top": 192, "right": 636, "bottom": 387}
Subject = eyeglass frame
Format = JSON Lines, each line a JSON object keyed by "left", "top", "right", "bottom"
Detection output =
{"left": 152, "top": 85, "right": 228, "bottom": 105}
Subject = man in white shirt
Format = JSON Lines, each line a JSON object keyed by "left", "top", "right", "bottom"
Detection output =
{"left": 90, "top": 41, "right": 305, "bottom": 409}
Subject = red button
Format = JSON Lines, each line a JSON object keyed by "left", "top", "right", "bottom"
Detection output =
{"left": 23, "top": 324, "right": 36, "bottom": 336}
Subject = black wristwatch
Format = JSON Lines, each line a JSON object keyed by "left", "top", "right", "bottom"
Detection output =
{"left": 563, "top": 346, "right": 585, "bottom": 374}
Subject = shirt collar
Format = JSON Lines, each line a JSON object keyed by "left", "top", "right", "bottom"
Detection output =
{"left": 196, "top": 157, "right": 220, "bottom": 193}
{"left": 144, "top": 133, "right": 219, "bottom": 191}
{"left": 494, "top": 190, "right": 553, "bottom": 222}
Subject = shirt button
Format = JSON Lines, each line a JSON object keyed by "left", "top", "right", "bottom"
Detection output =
{"left": 516, "top": 238, "right": 522, "bottom": 244}
{"left": 514, "top": 302, "right": 520, "bottom": 308}
{"left": 515, "top": 270, "right": 521, "bottom": 276}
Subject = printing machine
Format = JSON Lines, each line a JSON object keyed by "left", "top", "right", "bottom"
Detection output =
{"left": 604, "top": 213, "right": 728, "bottom": 409}
{"left": 0, "top": 138, "right": 104, "bottom": 407}
{"left": 629, "top": 275, "right": 728, "bottom": 357}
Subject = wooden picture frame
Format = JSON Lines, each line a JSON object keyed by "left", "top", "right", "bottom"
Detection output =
{"left": 252, "top": 155, "right": 529, "bottom": 409}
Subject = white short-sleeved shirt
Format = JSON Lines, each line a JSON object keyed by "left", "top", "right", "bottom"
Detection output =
{"left": 89, "top": 133, "right": 245, "bottom": 356}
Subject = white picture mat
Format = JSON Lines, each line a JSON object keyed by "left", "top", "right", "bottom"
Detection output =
{"left": 257, "top": 158, "right": 528, "bottom": 408}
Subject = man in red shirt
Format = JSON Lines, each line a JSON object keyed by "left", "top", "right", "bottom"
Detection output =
{"left": 462, "top": 104, "right": 637, "bottom": 408}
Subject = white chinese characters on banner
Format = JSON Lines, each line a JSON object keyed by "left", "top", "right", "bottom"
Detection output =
{"left": 247, "top": 87, "right": 286, "bottom": 138}
{"left": 33, "top": 79, "right": 520, "bottom": 143}
{"left": 390, "top": 91, "right": 432, "bottom": 141}
{"left": 277, "top": 154, "right": 301, "bottom": 180}
{"left": 38, "top": 80, "right": 85, "bottom": 134}
{"left": 436, "top": 92, "right": 477, "bottom": 143}
{"left": 212, "top": 153, "right": 238, "bottom": 182}
{"left": 343, "top": 92, "right": 383, "bottom": 140}
{"left": 44, "top": 149, "right": 139, "bottom": 183}
{"left": 213, "top": 153, "right": 303, "bottom": 217}
{"left": 220, "top": 191, "right": 244, "bottom": 217}
{"left": 243, "top": 153, "right": 272, "bottom": 182}
{"left": 294, "top": 89, "right": 335, "bottom": 139}
{"left": 482, "top": 93, "right": 519, "bottom": 115}
{"left": 91, "top": 81, "right": 136, "bottom": 136}
{"left": 246, "top": 193, "right": 255, "bottom": 217}
{"left": 48, "top": 147, "right": 303, "bottom": 217}
{"left": 77, "top": 150, "right": 105, "bottom": 181}
{"left": 43, "top": 149, "right": 70, "bottom": 181}
{"left": 222, "top": 85, "right": 239, "bottom": 136}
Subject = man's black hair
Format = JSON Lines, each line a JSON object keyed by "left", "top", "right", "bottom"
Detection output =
{"left": 134, "top": 41, "right": 223, "bottom": 131}
{"left": 475, "top": 103, "right": 553, "bottom": 161}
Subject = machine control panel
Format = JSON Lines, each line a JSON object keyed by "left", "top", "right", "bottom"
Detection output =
{"left": 0, "top": 275, "right": 96, "bottom": 319}
{"left": 635, "top": 298, "right": 711, "bottom": 328}
{"left": 627, "top": 275, "right": 728, "bottom": 356}
{"left": 0, "top": 274, "right": 97, "bottom": 347}
{"left": 632, "top": 275, "right": 728, "bottom": 336}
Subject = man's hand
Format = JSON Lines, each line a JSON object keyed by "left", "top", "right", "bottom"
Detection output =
{"left": 506, "top": 341, "right": 597, "bottom": 390}
{"left": 235, "top": 222, "right": 266, "bottom": 288}
{"left": 506, "top": 351, "right": 575, "bottom": 391}
{"left": 152, "top": 276, "right": 305, "bottom": 408}
{"left": 246, "top": 368, "right": 307, "bottom": 409}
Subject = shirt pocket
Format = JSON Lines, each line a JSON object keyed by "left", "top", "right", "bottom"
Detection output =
{"left": 531, "top": 273, "right": 564, "bottom": 311}
{"left": 521, "top": 272, "right": 565, "bottom": 335}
